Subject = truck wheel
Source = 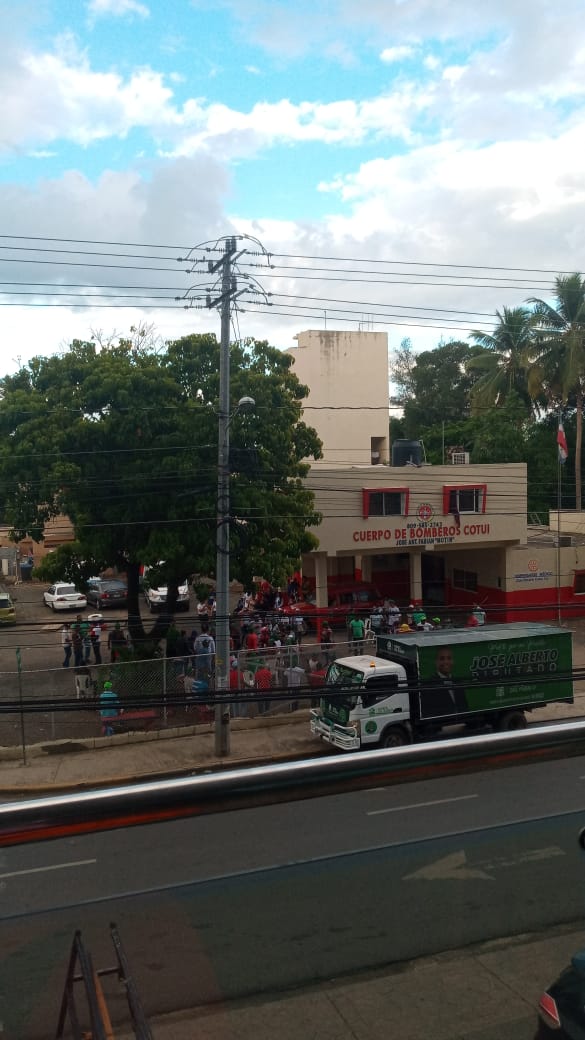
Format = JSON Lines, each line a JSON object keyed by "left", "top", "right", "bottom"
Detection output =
{"left": 380, "top": 727, "right": 408, "bottom": 749}
{"left": 498, "top": 710, "right": 527, "bottom": 732}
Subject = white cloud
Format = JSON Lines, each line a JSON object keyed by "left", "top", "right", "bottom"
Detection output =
{"left": 380, "top": 45, "right": 416, "bottom": 63}
{"left": 87, "top": 0, "right": 150, "bottom": 19}
{"left": 0, "top": 42, "right": 177, "bottom": 151}
{"left": 167, "top": 87, "right": 429, "bottom": 160}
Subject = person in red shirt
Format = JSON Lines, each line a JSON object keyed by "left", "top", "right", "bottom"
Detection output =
{"left": 255, "top": 660, "right": 273, "bottom": 715}
{"left": 246, "top": 628, "right": 259, "bottom": 651}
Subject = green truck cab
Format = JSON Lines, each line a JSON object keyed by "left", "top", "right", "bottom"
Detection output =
{"left": 309, "top": 623, "right": 573, "bottom": 751}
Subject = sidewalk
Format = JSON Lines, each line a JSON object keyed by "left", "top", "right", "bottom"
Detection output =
{"left": 116, "top": 921, "right": 584, "bottom": 1040}
{"left": 1, "top": 690, "right": 585, "bottom": 796}
{"left": 0, "top": 712, "right": 318, "bottom": 794}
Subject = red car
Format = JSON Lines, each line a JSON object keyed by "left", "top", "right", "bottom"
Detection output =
{"left": 283, "top": 583, "right": 382, "bottom": 630}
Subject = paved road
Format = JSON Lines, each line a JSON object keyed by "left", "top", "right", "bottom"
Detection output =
{"left": 3, "top": 754, "right": 585, "bottom": 912}
{"left": 2, "top": 754, "right": 585, "bottom": 1036}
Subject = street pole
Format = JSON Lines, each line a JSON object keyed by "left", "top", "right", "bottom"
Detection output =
{"left": 557, "top": 420, "right": 562, "bottom": 627}
{"left": 215, "top": 237, "right": 236, "bottom": 755}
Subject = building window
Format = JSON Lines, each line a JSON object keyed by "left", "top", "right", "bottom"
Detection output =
{"left": 453, "top": 568, "right": 478, "bottom": 592}
{"left": 574, "top": 572, "right": 585, "bottom": 594}
{"left": 362, "top": 487, "right": 409, "bottom": 519}
{"left": 443, "top": 484, "right": 487, "bottom": 515}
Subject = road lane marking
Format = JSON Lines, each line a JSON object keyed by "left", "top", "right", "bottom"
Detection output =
{"left": 404, "top": 845, "right": 566, "bottom": 882}
{"left": 0, "top": 858, "right": 96, "bottom": 880}
{"left": 367, "top": 794, "right": 478, "bottom": 817}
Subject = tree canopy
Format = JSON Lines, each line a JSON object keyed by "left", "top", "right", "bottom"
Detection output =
{"left": 467, "top": 306, "right": 541, "bottom": 417}
{"left": 529, "top": 274, "right": 585, "bottom": 509}
{"left": 392, "top": 339, "right": 482, "bottom": 437}
{"left": 0, "top": 333, "right": 322, "bottom": 645}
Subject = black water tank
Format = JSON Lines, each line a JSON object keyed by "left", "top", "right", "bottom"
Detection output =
{"left": 391, "top": 439, "right": 423, "bottom": 467}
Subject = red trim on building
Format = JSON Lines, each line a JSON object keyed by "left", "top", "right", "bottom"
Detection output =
{"left": 362, "top": 487, "right": 410, "bottom": 520}
{"left": 442, "top": 484, "right": 487, "bottom": 515}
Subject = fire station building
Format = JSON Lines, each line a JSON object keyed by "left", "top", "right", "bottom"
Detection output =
{"left": 288, "top": 329, "right": 585, "bottom": 621}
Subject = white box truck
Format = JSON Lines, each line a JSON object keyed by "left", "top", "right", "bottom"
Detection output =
{"left": 310, "top": 623, "right": 573, "bottom": 751}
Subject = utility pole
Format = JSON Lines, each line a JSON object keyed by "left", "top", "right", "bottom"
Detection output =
{"left": 211, "top": 237, "right": 237, "bottom": 756}
{"left": 179, "top": 233, "right": 268, "bottom": 755}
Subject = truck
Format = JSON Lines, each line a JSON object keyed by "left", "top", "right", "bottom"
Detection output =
{"left": 309, "top": 623, "right": 574, "bottom": 751}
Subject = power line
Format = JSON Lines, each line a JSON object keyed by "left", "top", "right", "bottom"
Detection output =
{"left": 0, "top": 234, "right": 576, "bottom": 276}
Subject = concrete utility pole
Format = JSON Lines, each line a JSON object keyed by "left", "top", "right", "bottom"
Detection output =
{"left": 180, "top": 233, "right": 267, "bottom": 756}
{"left": 211, "top": 236, "right": 237, "bottom": 756}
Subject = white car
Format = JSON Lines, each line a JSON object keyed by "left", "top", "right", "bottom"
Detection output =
{"left": 143, "top": 579, "right": 190, "bottom": 613}
{"left": 43, "top": 582, "right": 87, "bottom": 611}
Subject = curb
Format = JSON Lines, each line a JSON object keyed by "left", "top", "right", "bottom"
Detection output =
{"left": 0, "top": 744, "right": 326, "bottom": 797}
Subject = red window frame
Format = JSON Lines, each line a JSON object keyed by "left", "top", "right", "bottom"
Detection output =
{"left": 362, "top": 487, "right": 410, "bottom": 520}
{"left": 442, "top": 484, "right": 487, "bottom": 515}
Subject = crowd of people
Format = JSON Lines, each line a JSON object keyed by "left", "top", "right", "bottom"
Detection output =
{"left": 360, "top": 600, "right": 487, "bottom": 639}
{"left": 60, "top": 615, "right": 130, "bottom": 668}
{"left": 68, "top": 577, "right": 488, "bottom": 732}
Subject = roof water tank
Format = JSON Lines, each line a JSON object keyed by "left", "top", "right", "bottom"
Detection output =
{"left": 391, "top": 439, "right": 423, "bottom": 467}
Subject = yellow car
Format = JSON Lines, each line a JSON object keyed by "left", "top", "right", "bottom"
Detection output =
{"left": 0, "top": 592, "right": 16, "bottom": 625}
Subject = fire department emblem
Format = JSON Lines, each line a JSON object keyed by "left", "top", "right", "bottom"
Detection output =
{"left": 417, "top": 503, "right": 433, "bottom": 522}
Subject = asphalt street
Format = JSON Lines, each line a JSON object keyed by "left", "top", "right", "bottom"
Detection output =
{"left": 2, "top": 754, "right": 585, "bottom": 1036}
{"left": 3, "top": 754, "right": 585, "bottom": 914}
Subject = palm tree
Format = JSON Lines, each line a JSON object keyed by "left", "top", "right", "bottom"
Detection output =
{"left": 466, "top": 306, "right": 540, "bottom": 416}
{"left": 529, "top": 273, "right": 585, "bottom": 510}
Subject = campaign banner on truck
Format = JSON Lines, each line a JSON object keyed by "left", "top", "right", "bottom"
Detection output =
{"left": 416, "top": 631, "right": 573, "bottom": 721}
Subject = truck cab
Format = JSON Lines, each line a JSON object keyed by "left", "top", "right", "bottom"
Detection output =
{"left": 310, "top": 655, "right": 411, "bottom": 751}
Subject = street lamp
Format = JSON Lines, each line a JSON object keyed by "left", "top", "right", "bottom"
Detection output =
{"left": 215, "top": 393, "right": 255, "bottom": 756}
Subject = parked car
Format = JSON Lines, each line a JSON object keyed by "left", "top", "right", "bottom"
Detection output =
{"left": 86, "top": 578, "right": 127, "bottom": 609}
{"left": 0, "top": 592, "right": 16, "bottom": 625}
{"left": 143, "top": 578, "right": 190, "bottom": 613}
{"left": 537, "top": 951, "right": 585, "bottom": 1036}
{"left": 43, "top": 583, "right": 87, "bottom": 611}
{"left": 283, "top": 582, "right": 382, "bottom": 629}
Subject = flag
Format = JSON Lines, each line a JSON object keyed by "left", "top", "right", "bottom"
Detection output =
{"left": 557, "top": 420, "right": 568, "bottom": 464}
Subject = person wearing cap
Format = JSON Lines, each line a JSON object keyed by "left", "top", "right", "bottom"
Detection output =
{"left": 432, "top": 616, "right": 442, "bottom": 629}
{"left": 99, "top": 680, "right": 119, "bottom": 736}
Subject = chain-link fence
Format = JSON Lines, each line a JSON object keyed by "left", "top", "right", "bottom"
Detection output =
{"left": 0, "top": 635, "right": 377, "bottom": 748}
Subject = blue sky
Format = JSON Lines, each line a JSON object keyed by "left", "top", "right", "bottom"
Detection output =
{"left": 1, "top": 0, "right": 585, "bottom": 364}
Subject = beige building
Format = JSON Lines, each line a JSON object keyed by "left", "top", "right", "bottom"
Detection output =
{"left": 288, "top": 329, "right": 583, "bottom": 622}
{"left": 288, "top": 329, "right": 389, "bottom": 466}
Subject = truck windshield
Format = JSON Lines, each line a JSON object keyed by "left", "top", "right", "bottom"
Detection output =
{"left": 327, "top": 662, "right": 365, "bottom": 688}
{"left": 320, "top": 662, "right": 366, "bottom": 719}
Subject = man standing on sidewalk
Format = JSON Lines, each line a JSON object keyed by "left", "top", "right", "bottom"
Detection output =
{"left": 71, "top": 617, "right": 83, "bottom": 668}
{"left": 90, "top": 620, "right": 102, "bottom": 665}
{"left": 61, "top": 623, "right": 72, "bottom": 667}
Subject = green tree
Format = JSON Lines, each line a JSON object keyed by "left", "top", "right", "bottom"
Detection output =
{"left": 0, "top": 334, "right": 322, "bottom": 649}
{"left": 468, "top": 391, "right": 530, "bottom": 464}
{"left": 529, "top": 273, "right": 585, "bottom": 509}
{"left": 467, "top": 306, "right": 540, "bottom": 417}
{"left": 392, "top": 341, "right": 482, "bottom": 437}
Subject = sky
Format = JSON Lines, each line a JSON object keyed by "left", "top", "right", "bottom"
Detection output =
{"left": 1, "top": 0, "right": 585, "bottom": 372}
